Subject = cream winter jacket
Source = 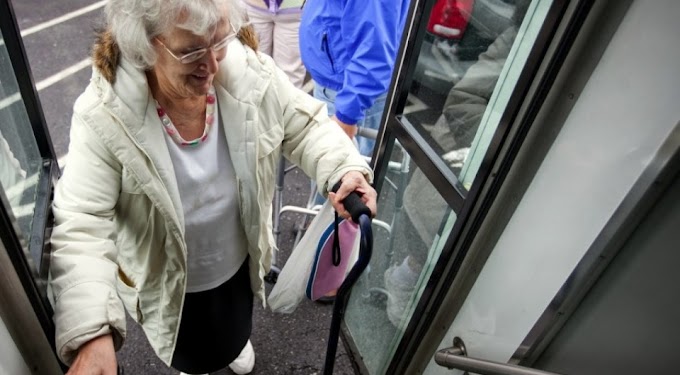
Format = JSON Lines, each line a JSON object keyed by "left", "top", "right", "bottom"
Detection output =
{"left": 48, "top": 34, "right": 371, "bottom": 366}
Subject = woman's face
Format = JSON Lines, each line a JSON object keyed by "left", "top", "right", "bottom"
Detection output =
{"left": 151, "top": 16, "right": 230, "bottom": 99}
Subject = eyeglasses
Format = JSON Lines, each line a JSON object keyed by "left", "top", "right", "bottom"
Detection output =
{"left": 156, "top": 24, "right": 237, "bottom": 64}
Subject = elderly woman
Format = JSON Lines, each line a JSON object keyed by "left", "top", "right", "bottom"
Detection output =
{"left": 48, "top": 0, "right": 376, "bottom": 374}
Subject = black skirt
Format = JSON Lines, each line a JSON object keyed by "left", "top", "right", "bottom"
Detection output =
{"left": 171, "top": 257, "right": 253, "bottom": 374}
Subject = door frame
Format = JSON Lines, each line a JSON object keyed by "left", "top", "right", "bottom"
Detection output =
{"left": 0, "top": 0, "right": 62, "bottom": 372}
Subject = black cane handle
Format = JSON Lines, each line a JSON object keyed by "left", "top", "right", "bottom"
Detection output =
{"left": 331, "top": 180, "right": 371, "bottom": 223}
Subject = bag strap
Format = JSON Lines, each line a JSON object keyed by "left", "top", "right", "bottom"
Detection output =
{"left": 332, "top": 211, "right": 341, "bottom": 266}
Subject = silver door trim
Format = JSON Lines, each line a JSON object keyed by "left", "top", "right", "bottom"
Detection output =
{"left": 436, "top": 337, "right": 565, "bottom": 375}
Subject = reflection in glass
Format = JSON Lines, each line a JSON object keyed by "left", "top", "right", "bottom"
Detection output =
{"left": 405, "top": 0, "right": 532, "bottom": 188}
{"left": 0, "top": 30, "right": 42, "bottom": 246}
{"left": 345, "top": 143, "right": 456, "bottom": 374}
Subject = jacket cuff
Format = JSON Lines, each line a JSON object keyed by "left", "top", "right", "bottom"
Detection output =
{"left": 334, "top": 110, "right": 358, "bottom": 126}
{"left": 59, "top": 325, "right": 124, "bottom": 366}
{"left": 55, "top": 286, "right": 126, "bottom": 365}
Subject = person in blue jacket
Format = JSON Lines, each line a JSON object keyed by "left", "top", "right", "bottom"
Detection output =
{"left": 299, "top": 0, "right": 410, "bottom": 156}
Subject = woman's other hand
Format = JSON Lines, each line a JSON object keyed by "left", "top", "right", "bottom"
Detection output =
{"left": 328, "top": 171, "right": 377, "bottom": 220}
{"left": 67, "top": 334, "right": 117, "bottom": 375}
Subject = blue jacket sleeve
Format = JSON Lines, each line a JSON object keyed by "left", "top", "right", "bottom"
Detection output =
{"left": 334, "top": 0, "right": 407, "bottom": 125}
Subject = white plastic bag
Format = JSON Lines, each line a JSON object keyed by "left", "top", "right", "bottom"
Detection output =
{"left": 268, "top": 197, "right": 363, "bottom": 313}
{"left": 268, "top": 201, "right": 336, "bottom": 313}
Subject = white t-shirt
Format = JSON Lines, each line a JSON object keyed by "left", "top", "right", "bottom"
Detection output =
{"left": 161, "top": 97, "right": 248, "bottom": 293}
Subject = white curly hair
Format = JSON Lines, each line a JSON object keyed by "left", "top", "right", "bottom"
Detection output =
{"left": 105, "top": 0, "right": 246, "bottom": 69}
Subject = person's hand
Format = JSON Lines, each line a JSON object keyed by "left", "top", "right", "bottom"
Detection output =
{"left": 328, "top": 171, "right": 377, "bottom": 221}
{"left": 331, "top": 115, "right": 358, "bottom": 139}
{"left": 67, "top": 334, "right": 117, "bottom": 375}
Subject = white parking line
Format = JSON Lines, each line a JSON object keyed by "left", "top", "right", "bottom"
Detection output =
{"left": 0, "top": 58, "right": 91, "bottom": 111}
{"left": 0, "top": 93, "right": 21, "bottom": 112}
{"left": 0, "top": 58, "right": 92, "bottom": 165}
{"left": 36, "top": 58, "right": 92, "bottom": 91}
{"left": 0, "top": 0, "right": 100, "bottom": 110}
{"left": 1, "top": 3, "right": 103, "bottom": 168}
{"left": 0, "top": 1, "right": 106, "bottom": 48}
{"left": 20, "top": 1, "right": 106, "bottom": 38}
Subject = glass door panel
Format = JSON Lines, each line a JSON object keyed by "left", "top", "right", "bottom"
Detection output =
{"left": 404, "top": 0, "right": 543, "bottom": 189}
{"left": 458, "top": 0, "right": 554, "bottom": 188}
{"left": 345, "top": 141, "right": 457, "bottom": 374}
{"left": 342, "top": 0, "right": 563, "bottom": 372}
{"left": 0, "top": 27, "right": 43, "bottom": 253}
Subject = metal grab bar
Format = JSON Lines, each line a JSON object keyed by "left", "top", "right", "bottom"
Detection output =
{"left": 435, "top": 337, "right": 563, "bottom": 375}
{"left": 356, "top": 126, "right": 379, "bottom": 140}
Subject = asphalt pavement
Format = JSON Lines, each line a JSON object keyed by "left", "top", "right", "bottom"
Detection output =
{"left": 12, "top": 1, "right": 355, "bottom": 373}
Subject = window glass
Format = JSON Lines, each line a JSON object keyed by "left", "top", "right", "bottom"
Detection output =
{"left": 0, "top": 29, "right": 43, "bottom": 247}
{"left": 344, "top": 141, "right": 457, "bottom": 374}
{"left": 404, "top": 0, "right": 533, "bottom": 189}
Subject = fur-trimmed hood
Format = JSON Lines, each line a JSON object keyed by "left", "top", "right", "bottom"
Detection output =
{"left": 92, "top": 25, "right": 259, "bottom": 83}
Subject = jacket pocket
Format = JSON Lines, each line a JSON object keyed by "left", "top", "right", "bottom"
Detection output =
{"left": 116, "top": 269, "right": 143, "bottom": 324}
{"left": 321, "top": 31, "right": 337, "bottom": 74}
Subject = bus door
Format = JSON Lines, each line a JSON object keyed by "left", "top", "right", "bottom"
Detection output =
{"left": 0, "top": 0, "right": 62, "bottom": 373}
{"left": 340, "top": 0, "right": 680, "bottom": 374}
